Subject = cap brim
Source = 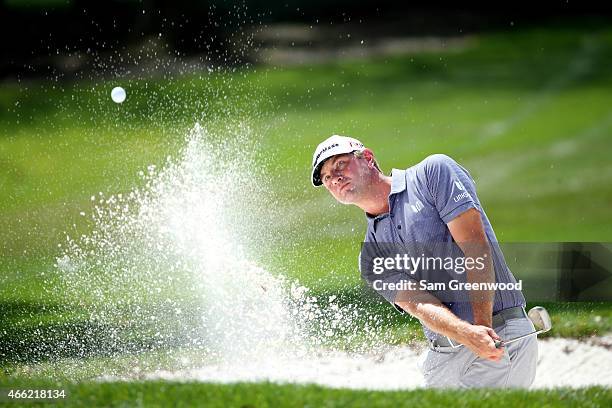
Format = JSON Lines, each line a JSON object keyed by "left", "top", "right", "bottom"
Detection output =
{"left": 311, "top": 161, "right": 324, "bottom": 186}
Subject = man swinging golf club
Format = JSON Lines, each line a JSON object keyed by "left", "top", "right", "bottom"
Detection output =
{"left": 311, "top": 135, "right": 539, "bottom": 388}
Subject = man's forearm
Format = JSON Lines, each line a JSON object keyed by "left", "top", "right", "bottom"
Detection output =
{"left": 465, "top": 245, "right": 494, "bottom": 327}
{"left": 447, "top": 208, "right": 496, "bottom": 328}
{"left": 395, "top": 291, "right": 472, "bottom": 344}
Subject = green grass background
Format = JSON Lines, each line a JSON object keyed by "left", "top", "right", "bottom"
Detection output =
{"left": 1, "top": 18, "right": 611, "bottom": 406}
{"left": 0, "top": 381, "right": 610, "bottom": 407}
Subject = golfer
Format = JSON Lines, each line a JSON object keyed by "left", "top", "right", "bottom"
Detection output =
{"left": 311, "top": 135, "right": 538, "bottom": 388}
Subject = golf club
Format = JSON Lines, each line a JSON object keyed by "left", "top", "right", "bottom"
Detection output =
{"left": 493, "top": 306, "right": 552, "bottom": 348}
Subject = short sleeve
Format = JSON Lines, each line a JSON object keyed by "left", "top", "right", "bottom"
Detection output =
{"left": 423, "top": 154, "right": 479, "bottom": 224}
{"left": 359, "top": 241, "right": 410, "bottom": 314}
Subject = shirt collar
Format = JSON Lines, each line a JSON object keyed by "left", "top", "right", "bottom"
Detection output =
{"left": 366, "top": 168, "right": 407, "bottom": 222}
{"left": 390, "top": 168, "right": 407, "bottom": 195}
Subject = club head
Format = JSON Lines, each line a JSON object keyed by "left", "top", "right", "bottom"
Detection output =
{"left": 527, "top": 306, "right": 552, "bottom": 332}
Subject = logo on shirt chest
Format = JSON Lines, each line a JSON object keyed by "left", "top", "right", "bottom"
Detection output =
{"left": 410, "top": 199, "right": 424, "bottom": 213}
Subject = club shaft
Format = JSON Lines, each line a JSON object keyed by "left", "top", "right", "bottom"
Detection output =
{"left": 495, "top": 329, "right": 543, "bottom": 348}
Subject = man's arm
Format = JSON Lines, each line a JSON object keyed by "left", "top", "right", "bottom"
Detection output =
{"left": 421, "top": 155, "right": 495, "bottom": 325}
{"left": 394, "top": 208, "right": 503, "bottom": 362}
{"left": 408, "top": 155, "right": 502, "bottom": 360}
{"left": 395, "top": 289, "right": 503, "bottom": 361}
{"left": 447, "top": 207, "right": 495, "bottom": 327}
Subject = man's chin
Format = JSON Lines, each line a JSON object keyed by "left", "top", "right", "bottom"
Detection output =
{"left": 336, "top": 191, "right": 356, "bottom": 205}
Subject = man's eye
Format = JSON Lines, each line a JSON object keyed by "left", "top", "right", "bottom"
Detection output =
{"left": 336, "top": 160, "right": 345, "bottom": 168}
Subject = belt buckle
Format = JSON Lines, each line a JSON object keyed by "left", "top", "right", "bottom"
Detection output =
{"left": 429, "top": 336, "right": 460, "bottom": 351}
{"left": 428, "top": 338, "right": 442, "bottom": 351}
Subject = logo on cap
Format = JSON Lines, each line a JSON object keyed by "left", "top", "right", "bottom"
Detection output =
{"left": 314, "top": 143, "right": 339, "bottom": 165}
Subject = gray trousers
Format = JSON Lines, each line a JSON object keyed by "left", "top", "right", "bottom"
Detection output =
{"left": 418, "top": 316, "right": 538, "bottom": 388}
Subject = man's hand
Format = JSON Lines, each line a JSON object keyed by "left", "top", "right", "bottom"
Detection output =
{"left": 460, "top": 325, "right": 504, "bottom": 361}
{"left": 396, "top": 292, "right": 505, "bottom": 362}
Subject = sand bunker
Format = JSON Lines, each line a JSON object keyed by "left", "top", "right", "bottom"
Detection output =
{"left": 145, "top": 336, "right": 612, "bottom": 390}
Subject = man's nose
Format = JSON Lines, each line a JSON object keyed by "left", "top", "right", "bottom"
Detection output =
{"left": 332, "top": 174, "right": 343, "bottom": 185}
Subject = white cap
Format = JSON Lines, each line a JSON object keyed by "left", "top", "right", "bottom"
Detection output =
{"left": 311, "top": 135, "right": 365, "bottom": 186}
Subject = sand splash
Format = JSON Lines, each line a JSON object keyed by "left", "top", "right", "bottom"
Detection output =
{"left": 55, "top": 123, "right": 394, "bottom": 376}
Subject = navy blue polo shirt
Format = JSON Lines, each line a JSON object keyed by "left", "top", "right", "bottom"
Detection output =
{"left": 359, "top": 154, "right": 525, "bottom": 340}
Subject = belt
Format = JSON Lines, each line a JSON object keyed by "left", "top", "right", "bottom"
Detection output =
{"left": 428, "top": 306, "right": 527, "bottom": 349}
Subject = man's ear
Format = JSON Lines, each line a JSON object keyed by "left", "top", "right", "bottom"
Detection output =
{"left": 362, "top": 148, "right": 375, "bottom": 168}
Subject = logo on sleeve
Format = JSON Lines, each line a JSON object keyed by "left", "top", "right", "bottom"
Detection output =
{"left": 453, "top": 180, "right": 471, "bottom": 202}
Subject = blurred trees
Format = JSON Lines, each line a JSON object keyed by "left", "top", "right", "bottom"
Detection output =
{"left": 1, "top": 0, "right": 609, "bottom": 79}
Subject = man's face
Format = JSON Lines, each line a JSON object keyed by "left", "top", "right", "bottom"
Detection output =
{"left": 320, "top": 152, "right": 369, "bottom": 204}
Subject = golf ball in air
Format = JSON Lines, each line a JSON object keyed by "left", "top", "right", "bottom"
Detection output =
{"left": 111, "top": 86, "right": 126, "bottom": 103}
